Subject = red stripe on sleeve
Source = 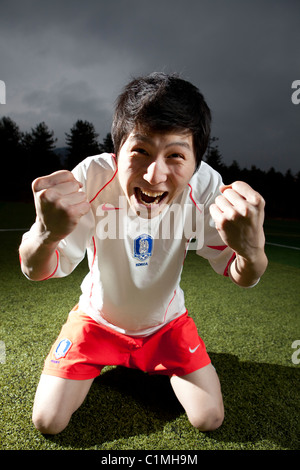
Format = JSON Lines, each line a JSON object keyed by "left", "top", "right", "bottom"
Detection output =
{"left": 89, "top": 155, "right": 118, "bottom": 203}
{"left": 41, "top": 250, "right": 60, "bottom": 280}
{"left": 223, "top": 253, "right": 236, "bottom": 277}
{"left": 207, "top": 245, "right": 228, "bottom": 251}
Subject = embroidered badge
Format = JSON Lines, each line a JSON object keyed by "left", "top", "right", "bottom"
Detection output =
{"left": 133, "top": 234, "right": 153, "bottom": 262}
{"left": 54, "top": 338, "right": 72, "bottom": 360}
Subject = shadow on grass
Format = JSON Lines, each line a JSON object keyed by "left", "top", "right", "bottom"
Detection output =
{"left": 47, "top": 366, "right": 183, "bottom": 449}
{"left": 209, "top": 353, "right": 299, "bottom": 450}
{"left": 47, "top": 354, "right": 299, "bottom": 450}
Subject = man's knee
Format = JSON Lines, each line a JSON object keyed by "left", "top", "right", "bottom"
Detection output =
{"left": 32, "top": 408, "right": 70, "bottom": 435}
{"left": 188, "top": 404, "right": 224, "bottom": 431}
{"left": 32, "top": 374, "right": 93, "bottom": 434}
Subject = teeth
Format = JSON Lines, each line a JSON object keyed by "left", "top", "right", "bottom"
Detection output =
{"left": 137, "top": 188, "right": 166, "bottom": 205}
{"left": 144, "top": 200, "right": 158, "bottom": 205}
{"left": 141, "top": 190, "right": 165, "bottom": 197}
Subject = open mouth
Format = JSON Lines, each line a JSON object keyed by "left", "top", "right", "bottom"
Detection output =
{"left": 135, "top": 188, "right": 168, "bottom": 206}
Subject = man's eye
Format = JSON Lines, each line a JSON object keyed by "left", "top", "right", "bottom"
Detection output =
{"left": 169, "top": 153, "right": 184, "bottom": 159}
{"left": 133, "top": 148, "right": 148, "bottom": 155}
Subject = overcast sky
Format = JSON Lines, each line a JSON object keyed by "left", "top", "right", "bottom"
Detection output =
{"left": 1, "top": 0, "right": 299, "bottom": 173}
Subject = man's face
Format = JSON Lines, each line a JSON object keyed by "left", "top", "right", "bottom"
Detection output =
{"left": 117, "top": 127, "right": 196, "bottom": 218}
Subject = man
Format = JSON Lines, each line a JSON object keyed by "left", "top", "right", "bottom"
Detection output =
{"left": 19, "top": 73, "right": 267, "bottom": 435}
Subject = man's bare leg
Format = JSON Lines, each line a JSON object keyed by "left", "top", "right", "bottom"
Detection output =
{"left": 170, "top": 363, "right": 224, "bottom": 431}
{"left": 32, "top": 373, "right": 94, "bottom": 434}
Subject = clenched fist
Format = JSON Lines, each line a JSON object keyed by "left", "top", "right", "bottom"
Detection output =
{"left": 209, "top": 181, "right": 268, "bottom": 287}
{"left": 209, "top": 181, "right": 266, "bottom": 260}
{"left": 32, "top": 170, "right": 90, "bottom": 243}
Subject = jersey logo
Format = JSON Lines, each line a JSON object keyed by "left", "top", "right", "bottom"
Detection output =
{"left": 134, "top": 234, "right": 153, "bottom": 261}
{"left": 54, "top": 339, "right": 72, "bottom": 359}
{"left": 101, "top": 203, "right": 120, "bottom": 211}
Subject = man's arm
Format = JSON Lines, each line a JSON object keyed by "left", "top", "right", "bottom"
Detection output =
{"left": 19, "top": 170, "right": 90, "bottom": 281}
{"left": 209, "top": 181, "right": 268, "bottom": 287}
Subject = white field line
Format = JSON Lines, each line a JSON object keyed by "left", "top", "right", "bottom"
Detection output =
{"left": 265, "top": 242, "right": 300, "bottom": 251}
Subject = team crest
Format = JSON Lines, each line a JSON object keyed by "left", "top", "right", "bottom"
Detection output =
{"left": 134, "top": 234, "right": 153, "bottom": 261}
{"left": 54, "top": 338, "right": 72, "bottom": 360}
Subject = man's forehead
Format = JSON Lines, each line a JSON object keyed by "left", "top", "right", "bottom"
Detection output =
{"left": 127, "top": 128, "right": 193, "bottom": 147}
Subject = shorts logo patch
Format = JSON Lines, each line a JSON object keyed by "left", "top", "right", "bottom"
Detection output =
{"left": 134, "top": 234, "right": 153, "bottom": 261}
{"left": 54, "top": 338, "right": 72, "bottom": 359}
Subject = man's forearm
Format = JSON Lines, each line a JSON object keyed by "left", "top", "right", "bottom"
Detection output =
{"left": 229, "top": 250, "right": 268, "bottom": 288}
{"left": 19, "top": 227, "right": 59, "bottom": 281}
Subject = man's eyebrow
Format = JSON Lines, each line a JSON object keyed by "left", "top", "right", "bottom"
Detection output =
{"left": 129, "top": 134, "right": 152, "bottom": 144}
{"left": 165, "top": 141, "right": 192, "bottom": 150}
{"left": 129, "top": 134, "right": 192, "bottom": 150}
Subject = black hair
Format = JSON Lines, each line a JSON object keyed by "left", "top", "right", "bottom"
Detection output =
{"left": 111, "top": 72, "right": 211, "bottom": 169}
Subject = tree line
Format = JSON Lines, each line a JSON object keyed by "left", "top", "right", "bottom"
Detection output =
{"left": 0, "top": 116, "right": 299, "bottom": 219}
{"left": 0, "top": 117, "right": 113, "bottom": 203}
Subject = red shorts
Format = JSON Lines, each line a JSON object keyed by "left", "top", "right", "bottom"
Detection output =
{"left": 43, "top": 305, "right": 211, "bottom": 380}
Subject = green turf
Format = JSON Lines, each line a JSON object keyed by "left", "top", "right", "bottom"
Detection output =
{"left": 0, "top": 203, "right": 299, "bottom": 450}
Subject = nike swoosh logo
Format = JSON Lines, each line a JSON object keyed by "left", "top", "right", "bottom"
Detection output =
{"left": 101, "top": 203, "right": 120, "bottom": 211}
{"left": 189, "top": 344, "right": 200, "bottom": 353}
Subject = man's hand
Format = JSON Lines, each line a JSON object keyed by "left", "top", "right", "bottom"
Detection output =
{"left": 209, "top": 181, "right": 265, "bottom": 259}
{"left": 19, "top": 170, "right": 90, "bottom": 281}
{"left": 32, "top": 170, "right": 90, "bottom": 243}
{"left": 209, "top": 181, "right": 268, "bottom": 286}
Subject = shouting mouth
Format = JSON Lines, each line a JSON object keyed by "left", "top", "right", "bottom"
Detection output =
{"left": 134, "top": 188, "right": 168, "bottom": 206}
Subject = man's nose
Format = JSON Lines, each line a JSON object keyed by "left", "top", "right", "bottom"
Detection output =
{"left": 143, "top": 159, "right": 168, "bottom": 185}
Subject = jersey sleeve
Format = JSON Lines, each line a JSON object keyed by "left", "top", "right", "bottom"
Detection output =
{"left": 20, "top": 157, "right": 96, "bottom": 280}
{"left": 21, "top": 208, "right": 94, "bottom": 279}
{"left": 47, "top": 156, "right": 101, "bottom": 278}
{"left": 53, "top": 208, "right": 95, "bottom": 277}
{"left": 192, "top": 162, "right": 236, "bottom": 276}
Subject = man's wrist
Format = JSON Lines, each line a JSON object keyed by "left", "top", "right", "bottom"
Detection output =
{"left": 33, "top": 219, "right": 61, "bottom": 247}
{"left": 235, "top": 249, "right": 268, "bottom": 273}
{"left": 230, "top": 250, "right": 268, "bottom": 287}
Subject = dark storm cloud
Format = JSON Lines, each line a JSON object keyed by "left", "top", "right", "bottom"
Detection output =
{"left": 0, "top": 0, "right": 299, "bottom": 172}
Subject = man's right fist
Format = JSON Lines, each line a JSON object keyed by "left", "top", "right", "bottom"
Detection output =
{"left": 32, "top": 170, "right": 90, "bottom": 243}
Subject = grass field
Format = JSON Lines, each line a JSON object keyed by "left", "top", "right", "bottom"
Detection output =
{"left": 0, "top": 202, "right": 299, "bottom": 451}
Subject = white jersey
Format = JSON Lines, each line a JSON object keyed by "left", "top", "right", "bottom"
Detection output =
{"left": 23, "top": 153, "right": 235, "bottom": 336}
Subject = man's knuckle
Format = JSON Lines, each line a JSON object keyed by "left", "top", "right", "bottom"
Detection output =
{"left": 42, "top": 187, "right": 57, "bottom": 202}
{"left": 241, "top": 204, "right": 249, "bottom": 217}
{"left": 258, "top": 195, "right": 266, "bottom": 208}
{"left": 32, "top": 177, "right": 44, "bottom": 193}
{"left": 226, "top": 208, "right": 238, "bottom": 222}
{"left": 252, "top": 194, "right": 260, "bottom": 206}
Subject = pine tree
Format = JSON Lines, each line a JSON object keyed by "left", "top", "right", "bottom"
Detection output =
{"left": 65, "top": 120, "right": 101, "bottom": 169}
{"left": 22, "top": 122, "right": 59, "bottom": 180}
{"left": 203, "top": 137, "right": 224, "bottom": 173}
{"left": 0, "top": 117, "right": 26, "bottom": 200}
{"left": 99, "top": 132, "right": 114, "bottom": 154}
